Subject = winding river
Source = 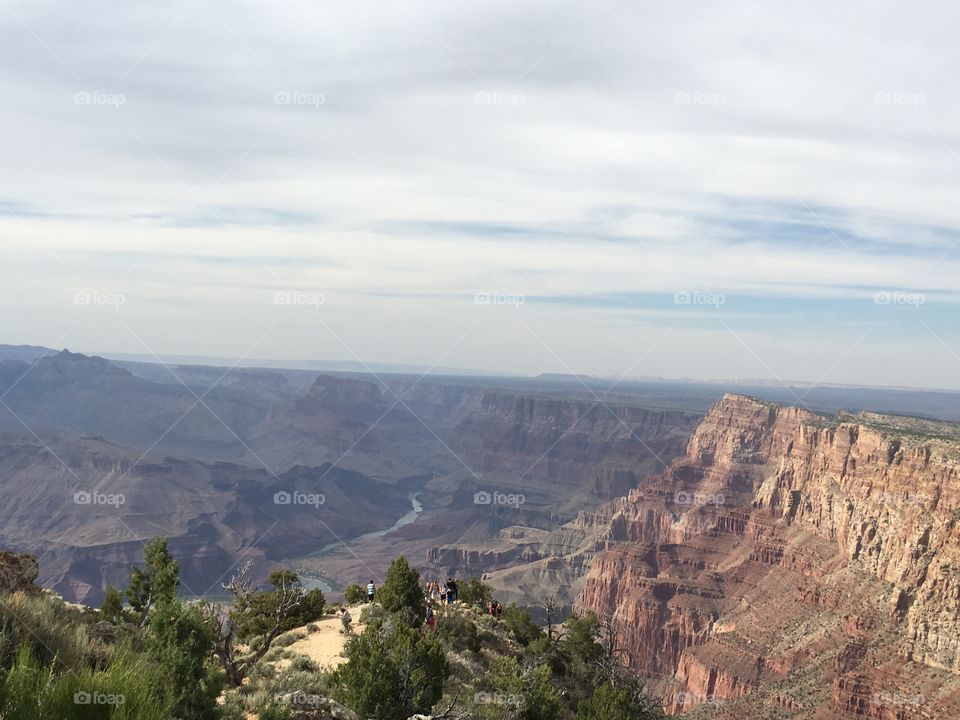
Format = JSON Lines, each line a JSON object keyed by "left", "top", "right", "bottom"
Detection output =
{"left": 293, "top": 492, "right": 423, "bottom": 593}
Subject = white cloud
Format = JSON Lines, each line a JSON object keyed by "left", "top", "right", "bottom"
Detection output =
{"left": 1, "top": 0, "right": 959, "bottom": 387}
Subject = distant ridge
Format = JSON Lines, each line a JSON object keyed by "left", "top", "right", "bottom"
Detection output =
{"left": 0, "top": 344, "right": 57, "bottom": 363}
{"left": 97, "top": 351, "right": 520, "bottom": 378}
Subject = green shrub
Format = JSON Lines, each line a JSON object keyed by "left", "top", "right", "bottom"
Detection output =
{"left": 274, "top": 630, "right": 306, "bottom": 647}
{"left": 146, "top": 600, "right": 221, "bottom": 720}
{"left": 438, "top": 611, "right": 481, "bottom": 654}
{"left": 101, "top": 584, "right": 124, "bottom": 623}
{"left": 575, "top": 683, "right": 665, "bottom": 720}
{"left": 376, "top": 557, "right": 423, "bottom": 624}
{"left": 290, "top": 654, "right": 318, "bottom": 672}
{"left": 332, "top": 620, "right": 448, "bottom": 720}
{"left": 359, "top": 603, "right": 385, "bottom": 625}
{"left": 234, "top": 573, "right": 324, "bottom": 641}
{"left": 0, "top": 643, "right": 169, "bottom": 720}
{"left": 501, "top": 604, "right": 543, "bottom": 646}
{"left": 458, "top": 576, "right": 494, "bottom": 608}
{"left": 480, "top": 656, "right": 563, "bottom": 720}
{"left": 344, "top": 583, "right": 367, "bottom": 605}
{"left": 0, "top": 591, "right": 90, "bottom": 671}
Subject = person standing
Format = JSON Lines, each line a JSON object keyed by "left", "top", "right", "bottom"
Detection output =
{"left": 367, "top": 580, "right": 376, "bottom": 603}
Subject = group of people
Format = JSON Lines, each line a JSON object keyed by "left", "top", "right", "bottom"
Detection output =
{"left": 339, "top": 575, "right": 501, "bottom": 635}
{"left": 425, "top": 577, "right": 459, "bottom": 605}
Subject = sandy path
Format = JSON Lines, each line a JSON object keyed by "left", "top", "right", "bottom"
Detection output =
{"left": 279, "top": 605, "right": 368, "bottom": 669}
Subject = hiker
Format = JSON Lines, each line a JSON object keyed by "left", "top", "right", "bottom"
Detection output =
{"left": 339, "top": 606, "right": 352, "bottom": 634}
{"left": 445, "top": 577, "right": 457, "bottom": 604}
{"left": 425, "top": 606, "right": 436, "bottom": 631}
{"left": 367, "top": 579, "right": 375, "bottom": 603}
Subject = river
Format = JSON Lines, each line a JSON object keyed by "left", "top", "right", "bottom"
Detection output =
{"left": 294, "top": 492, "right": 423, "bottom": 593}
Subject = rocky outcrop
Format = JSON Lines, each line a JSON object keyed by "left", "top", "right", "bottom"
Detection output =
{"left": 0, "top": 551, "right": 39, "bottom": 594}
{"left": 576, "top": 395, "right": 960, "bottom": 717}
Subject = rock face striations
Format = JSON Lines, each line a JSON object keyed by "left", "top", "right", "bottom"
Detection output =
{"left": 576, "top": 394, "right": 960, "bottom": 718}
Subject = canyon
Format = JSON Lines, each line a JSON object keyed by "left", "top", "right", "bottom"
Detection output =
{"left": 568, "top": 395, "right": 960, "bottom": 718}
{"left": 3, "top": 346, "right": 960, "bottom": 717}
{"left": 0, "top": 348, "right": 703, "bottom": 603}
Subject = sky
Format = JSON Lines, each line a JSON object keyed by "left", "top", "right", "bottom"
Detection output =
{"left": 1, "top": 0, "right": 959, "bottom": 389}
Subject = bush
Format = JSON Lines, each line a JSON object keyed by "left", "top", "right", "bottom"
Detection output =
{"left": 290, "top": 654, "right": 318, "bottom": 672}
{"left": 482, "top": 656, "right": 563, "bottom": 720}
{"left": 359, "top": 603, "right": 386, "bottom": 625}
{"left": 0, "top": 642, "right": 169, "bottom": 720}
{"left": 575, "top": 683, "right": 665, "bottom": 720}
{"left": 274, "top": 630, "right": 307, "bottom": 647}
{"left": 458, "top": 576, "right": 494, "bottom": 608}
{"left": 333, "top": 620, "right": 449, "bottom": 720}
{"left": 562, "top": 612, "right": 603, "bottom": 664}
{"left": 0, "top": 591, "right": 90, "bottom": 671}
{"left": 377, "top": 557, "right": 424, "bottom": 624}
{"left": 146, "top": 599, "right": 221, "bottom": 720}
{"left": 234, "top": 573, "right": 324, "bottom": 641}
{"left": 437, "top": 611, "right": 481, "bottom": 654}
{"left": 344, "top": 583, "right": 367, "bottom": 605}
{"left": 501, "top": 604, "right": 543, "bottom": 646}
{"left": 101, "top": 584, "right": 124, "bottom": 623}
{"left": 126, "top": 537, "right": 179, "bottom": 616}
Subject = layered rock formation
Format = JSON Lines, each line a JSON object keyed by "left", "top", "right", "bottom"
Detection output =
{"left": 0, "top": 350, "right": 701, "bottom": 604}
{"left": 575, "top": 395, "right": 960, "bottom": 717}
{"left": 0, "top": 437, "right": 411, "bottom": 604}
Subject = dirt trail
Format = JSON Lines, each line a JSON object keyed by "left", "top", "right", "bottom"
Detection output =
{"left": 279, "top": 605, "right": 368, "bottom": 669}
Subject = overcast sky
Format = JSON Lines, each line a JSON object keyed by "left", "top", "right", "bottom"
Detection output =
{"left": 2, "top": 0, "right": 959, "bottom": 389}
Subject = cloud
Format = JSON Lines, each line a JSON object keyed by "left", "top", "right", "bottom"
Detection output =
{"left": 1, "top": 0, "right": 958, "bottom": 388}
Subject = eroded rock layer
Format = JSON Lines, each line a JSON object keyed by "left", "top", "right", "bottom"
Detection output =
{"left": 576, "top": 395, "right": 960, "bottom": 718}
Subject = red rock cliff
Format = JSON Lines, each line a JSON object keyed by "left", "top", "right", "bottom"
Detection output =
{"left": 576, "top": 395, "right": 960, "bottom": 718}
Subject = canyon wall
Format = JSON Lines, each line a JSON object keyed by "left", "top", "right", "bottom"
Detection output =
{"left": 576, "top": 395, "right": 960, "bottom": 718}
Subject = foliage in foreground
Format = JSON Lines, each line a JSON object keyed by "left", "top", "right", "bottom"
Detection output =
{"left": 0, "top": 545, "right": 666, "bottom": 720}
{"left": 332, "top": 615, "right": 449, "bottom": 720}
